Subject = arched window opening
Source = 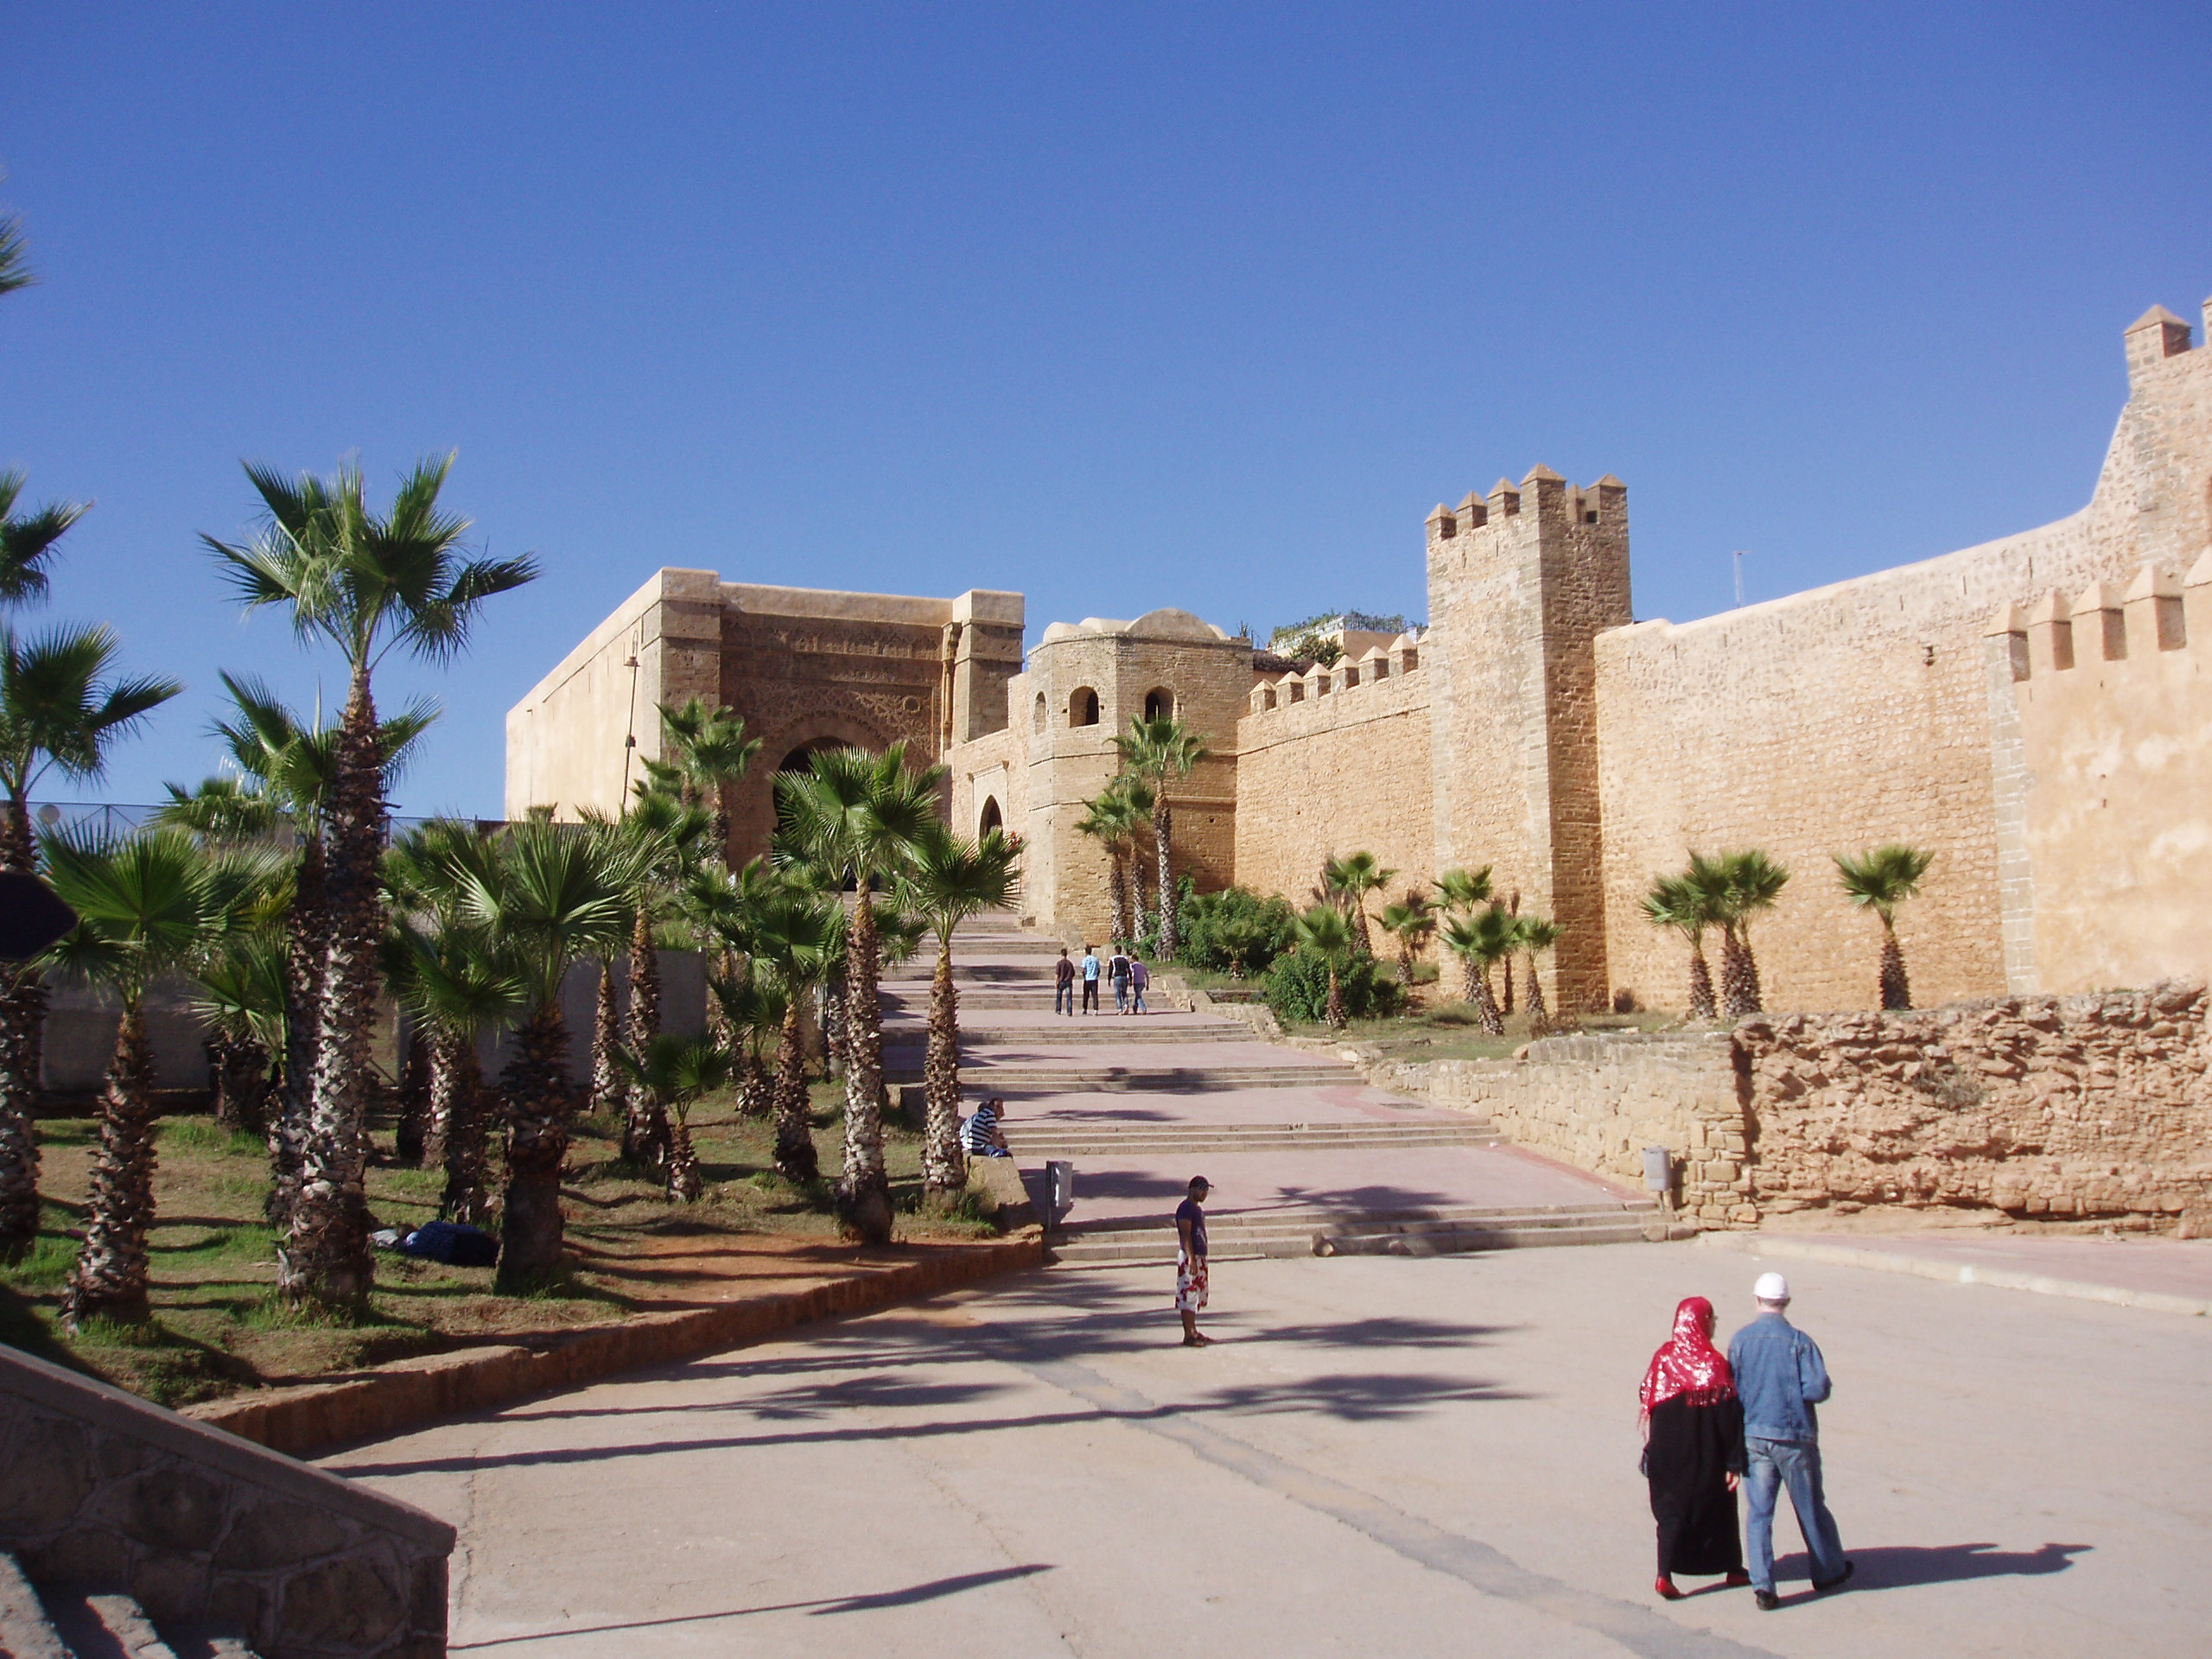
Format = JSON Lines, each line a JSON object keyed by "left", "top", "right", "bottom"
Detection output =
{"left": 779, "top": 737, "right": 845, "bottom": 774}
{"left": 1143, "top": 687, "right": 1174, "bottom": 721}
{"left": 1070, "top": 688, "right": 1100, "bottom": 728}
{"left": 1032, "top": 692, "right": 1048, "bottom": 734}
{"left": 979, "top": 797, "right": 1003, "bottom": 836}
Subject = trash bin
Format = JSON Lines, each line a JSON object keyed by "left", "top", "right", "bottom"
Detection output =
{"left": 1643, "top": 1147, "right": 1674, "bottom": 1198}
{"left": 1046, "top": 1160, "right": 1075, "bottom": 1230}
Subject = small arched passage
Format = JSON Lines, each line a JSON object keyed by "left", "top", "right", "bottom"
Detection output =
{"left": 978, "top": 796, "right": 1003, "bottom": 836}
{"left": 1032, "top": 692, "right": 1047, "bottom": 734}
{"left": 1143, "top": 686, "right": 1174, "bottom": 721}
{"left": 1070, "top": 688, "right": 1100, "bottom": 728}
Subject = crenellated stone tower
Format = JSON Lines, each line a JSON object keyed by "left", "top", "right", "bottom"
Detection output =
{"left": 1423, "top": 467, "right": 1631, "bottom": 1011}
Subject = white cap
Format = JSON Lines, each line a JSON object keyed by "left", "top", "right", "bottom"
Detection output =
{"left": 1753, "top": 1271, "right": 1790, "bottom": 1303}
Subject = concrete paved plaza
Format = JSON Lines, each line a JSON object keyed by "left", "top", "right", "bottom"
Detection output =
{"left": 327, "top": 1242, "right": 2210, "bottom": 1657}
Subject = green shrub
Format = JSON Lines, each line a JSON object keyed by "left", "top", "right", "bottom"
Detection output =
{"left": 1178, "top": 886, "right": 1299, "bottom": 976}
{"left": 1262, "top": 950, "right": 1403, "bottom": 1024}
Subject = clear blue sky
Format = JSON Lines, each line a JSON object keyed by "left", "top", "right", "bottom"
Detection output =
{"left": 3, "top": 3, "right": 2206, "bottom": 816}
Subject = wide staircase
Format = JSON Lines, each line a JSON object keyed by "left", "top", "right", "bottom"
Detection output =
{"left": 880, "top": 912, "right": 1662, "bottom": 1267}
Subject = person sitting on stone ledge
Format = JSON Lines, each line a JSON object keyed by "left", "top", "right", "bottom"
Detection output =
{"left": 960, "top": 1096, "right": 1011, "bottom": 1159}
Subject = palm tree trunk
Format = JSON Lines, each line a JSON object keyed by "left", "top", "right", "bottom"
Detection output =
{"left": 621, "top": 909, "right": 669, "bottom": 1173}
{"left": 1524, "top": 953, "right": 1550, "bottom": 1034}
{"left": 921, "top": 940, "right": 965, "bottom": 1202}
{"left": 1471, "top": 971, "right": 1505, "bottom": 1036}
{"left": 281, "top": 666, "right": 381, "bottom": 1308}
{"left": 1686, "top": 938, "right": 1717, "bottom": 1021}
{"left": 588, "top": 957, "right": 623, "bottom": 1117}
{"left": 210, "top": 1035, "right": 270, "bottom": 1140}
{"left": 1395, "top": 942, "right": 1414, "bottom": 985}
{"left": 60, "top": 1003, "right": 157, "bottom": 1327}
{"left": 497, "top": 1004, "right": 573, "bottom": 1283}
{"left": 1324, "top": 964, "right": 1345, "bottom": 1030}
{"left": 772, "top": 1001, "right": 818, "bottom": 1184}
{"left": 395, "top": 1027, "right": 431, "bottom": 1167}
{"left": 821, "top": 976, "right": 849, "bottom": 1080}
{"left": 427, "top": 1029, "right": 493, "bottom": 1224}
{"left": 1719, "top": 925, "right": 1760, "bottom": 1018}
{"left": 1500, "top": 956, "right": 1515, "bottom": 1014}
{"left": 1351, "top": 902, "right": 1372, "bottom": 958}
{"left": 1154, "top": 801, "right": 1178, "bottom": 958}
{"left": 0, "top": 796, "right": 48, "bottom": 1262}
{"left": 1106, "top": 854, "right": 1128, "bottom": 946}
{"left": 839, "top": 892, "right": 893, "bottom": 1244}
{"left": 665, "top": 1113, "right": 701, "bottom": 1203}
{"left": 267, "top": 831, "right": 324, "bottom": 1230}
{"left": 1878, "top": 919, "right": 1910, "bottom": 1011}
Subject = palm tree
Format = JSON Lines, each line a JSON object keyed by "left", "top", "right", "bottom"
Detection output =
{"left": 155, "top": 776, "right": 286, "bottom": 846}
{"left": 192, "top": 934, "right": 287, "bottom": 1138}
{"left": 1323, "top": 852, "right": 1396, "bottom": 957}
{"left": 1378, "top": 889, "right": 1435, "bottom": 985}
{"left": 1703, "top": 849, "right": 1789, "bottom": 1016}
{"left": 1640, "top": 873, "right": 1719, "bottom": 1020}
{"left": 1834, "top": 844, "right": 1934, "bottom": 1011}
{"left": 1440, "top": 903, "right": 1517, "bottom": 1034}
{"left": 1435, "top": 865, "right": 1495, "bottom": 918}
{"left": 450, "top": 820, "right": 632, "bottom": 1284}
{"left": 42, "top": 830, "right": 277, "bottom": 1325}
{"left": 0, "top": 623, "right": 179, "bottom": 1262}
{"left": 1513, "top": 914, "right": 1562, "bottom": 1033}
{"left": 905, "top": 821, "right": 1021, "bottom": 1206}
{"left": 1291, "top": 903, "right": 1356, "bottom": 1029}
{"left": 614, "top": 1035, "right": 731, "bottom": 1204}
{"left": 591, "top": 789, "right": 710, "bottom": 1173}
{"left": 645, "top": 697, "right": 760, "bottom": 1050}
{"left": 775, "top": 742, "right": 944, "bottom": 1245}
{"left": 744, "top": 886, "right": 843, "bottom": 1185}
{"left": 207, "top": 672, "right": 435, "bottom": 1230}
{"left": 384, "top": 819, "right": 528, "bottom": 1224}
{"left": 1073, "top": 794, "right": 1128, "bottom": 945}
{"left": 643, "top": 697, "right": 760, "bottom": 864}
{"left": 205, "top": 454, "right": 534, "bottom": 1306}
{"left": 0, "top": 471, "right": 85, "bottom": 607}
{"left": 1112, "top": 716, "right": 1210, "bottom": 959}
{"left": 712, "top": 971, "right": 787, "bottom": 1118}
{"left": 0, "top": 184, "right": 31, "bottom": 299}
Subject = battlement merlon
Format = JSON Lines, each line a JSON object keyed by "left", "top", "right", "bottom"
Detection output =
{"left": 2125, "top": 303, "right": 2196, "bottom": 384}
{"left": 1424, "top": 468, "right": 1628, "bottom": 546}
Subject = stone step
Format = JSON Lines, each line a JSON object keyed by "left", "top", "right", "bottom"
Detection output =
{"left": 881, "top": 1020, "right": 1255, "bottom": 1046}
{"left": 43, "top": 1590, "right": 181, "bottom": 1659}
{"left": 1007, "top": 1122, "right": 1500, "bottom": 1155}
{"left": 883, "top": 1062, "right": 1359, "bottom": 1090}
{"left": 1045, "top": 1203, "right": 1660, "bottom": 1265}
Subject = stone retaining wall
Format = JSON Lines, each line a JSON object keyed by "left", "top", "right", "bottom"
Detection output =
{"left": 1, "top": 1345, "right": 453, "bottom": 1659}
{"left": 1737, "top": 982, "right": 2212, "bottom": 1224}
{"left": 1370, "top": 1033, "right": 1755, "bottom": 1225}
{"left": 1368, "top": 982, "right": 2212, "bottom": 1231}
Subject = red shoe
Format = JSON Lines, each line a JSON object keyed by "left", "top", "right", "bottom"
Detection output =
{"left": 1724, "top": 1570, "right": 1751, "bottom": 1588}
{"left": 1655, "top": 1577, "right": 1683, "bottom": 1601}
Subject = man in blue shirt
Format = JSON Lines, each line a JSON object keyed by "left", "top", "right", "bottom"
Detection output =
{"left": 1726, "top": 1272, "right": 1852, "bottom": 1609}
{"left": 1080, "top": 944, "right": 1102, "bottom": 1014}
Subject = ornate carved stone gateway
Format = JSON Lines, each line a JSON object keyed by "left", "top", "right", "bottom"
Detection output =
{"left": 505, "top": 571, "right": 1022, "bottom": 861}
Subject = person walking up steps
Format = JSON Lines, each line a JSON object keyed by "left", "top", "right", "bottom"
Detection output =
{"left": 1109, "top": 943, "right": 1132, "bottom": 1013}
{"left": 1175, "top": 1176, "right": 1211, "bottom": 1345}
{"left": 1054, "top": 947, "right": 1075, "bottom": 1015}
{"left": 1080, "top": 944, "right": 1101, "bottom": 1014}
{"left": 1729, "top": 1272, "right": 1852, "bottom": 1610}
{"left": 1129, "top": 953, "right": 1150, "bottom": 1014}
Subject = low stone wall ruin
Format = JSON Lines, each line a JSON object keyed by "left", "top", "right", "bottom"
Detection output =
{"left": 1737, "top": 982, "right": 2212, "bottom": 1224}
{"left": 1372, "top": 982, "right": 2212, "bottom": 1232}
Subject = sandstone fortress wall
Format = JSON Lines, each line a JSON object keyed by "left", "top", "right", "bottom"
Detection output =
{"left": 512, "top": 294, "right": 2212, "bottom": 1006}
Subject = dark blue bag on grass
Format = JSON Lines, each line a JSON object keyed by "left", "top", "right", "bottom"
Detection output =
{"left": 398, "top": 1220, "right": 500, "bottom": 1268}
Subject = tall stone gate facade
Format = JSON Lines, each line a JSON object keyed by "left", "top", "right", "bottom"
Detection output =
{"left": 512, "top": 295, "right": 2212, "bottom": 1011}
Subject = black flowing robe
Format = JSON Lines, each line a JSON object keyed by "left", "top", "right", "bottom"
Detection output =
{"left": 1645, "top": 1393, "right": 1746, "bottom": 1576}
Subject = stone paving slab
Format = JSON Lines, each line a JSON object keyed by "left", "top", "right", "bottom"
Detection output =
{"left": 1037, "top": 1141, "right": 1642, "bottom": 1230}
{"left": 903, "top": 1038, "right": 1347, "bottom": 1070}
{"left": 328, "top": 1244, "right": 2212, "bottom": 1657}
{"left": 1700, "top": 1230, "right": 2212, "bottom": 1317}
{"left": 995, "top": 1080, "right": 1476, "bottom": 1126}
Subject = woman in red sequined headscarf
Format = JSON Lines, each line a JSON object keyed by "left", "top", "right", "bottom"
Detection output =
{"left": 1639, "top": 1295, "right": 1749, "bottom": 1600}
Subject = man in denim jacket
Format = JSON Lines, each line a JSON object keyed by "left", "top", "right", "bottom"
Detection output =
{"left": 1726, "top": 1272, "right": 1853, "bottom": 1609}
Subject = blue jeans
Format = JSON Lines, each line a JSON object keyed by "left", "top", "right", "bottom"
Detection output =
{"left": 1114, "top": 979, "right": 1129, "bottom": 1011}
{"left": 1131, "top": 988, "right": 1147, "bottom": 1013}
{"left": 1745, "top": 1437, "right": 1845, "bottom": 1593}
{"left": 1054, "top": 982, "right": 1073, "bottom": 1014}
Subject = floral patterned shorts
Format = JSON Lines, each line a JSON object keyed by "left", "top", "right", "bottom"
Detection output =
{"left": 1175, "top": 1251, "right": 1209, "bottom": 1313}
